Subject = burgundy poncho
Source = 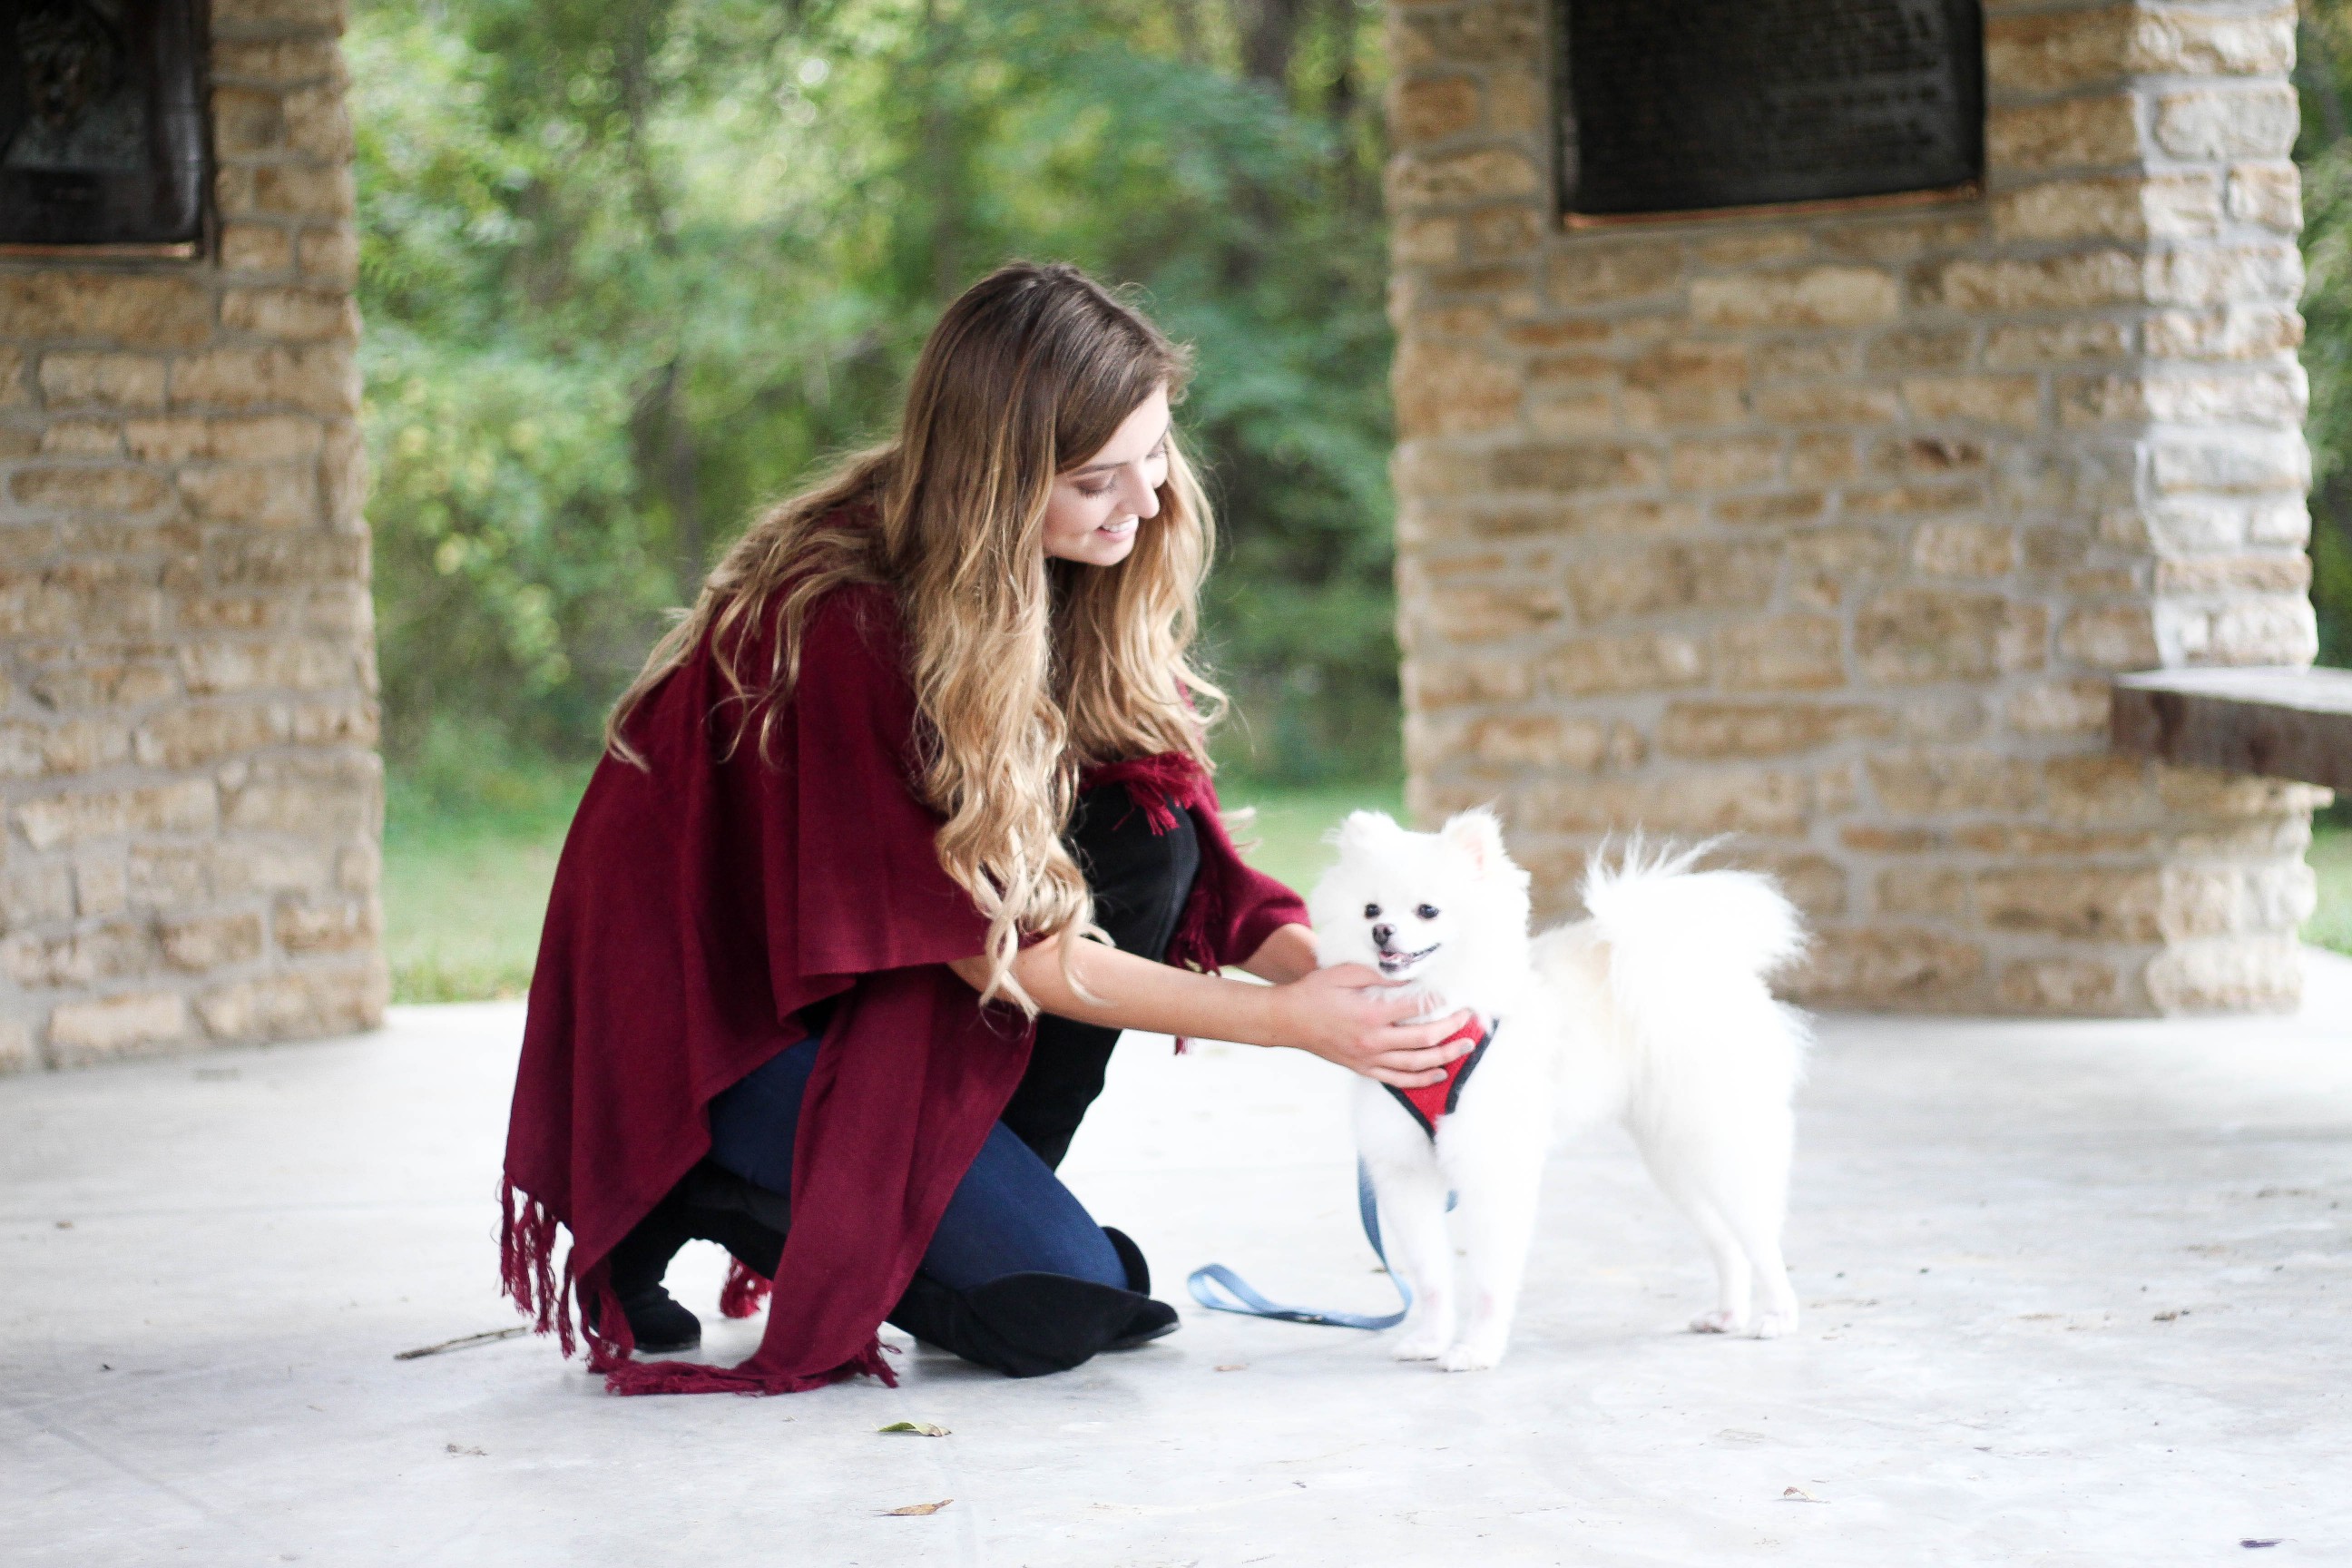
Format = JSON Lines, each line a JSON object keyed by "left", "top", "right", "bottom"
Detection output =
{"left": 499, "top": 581, "right": 1307, "bottom": 1395}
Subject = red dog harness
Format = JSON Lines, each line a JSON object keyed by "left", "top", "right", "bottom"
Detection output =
{"left": 1382, "top": 1014, "right": 1495, "bottom": 1140}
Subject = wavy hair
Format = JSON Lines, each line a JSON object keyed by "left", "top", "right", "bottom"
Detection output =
{"left": 606, "top": 262, "right": 1222, "bottom": 1008}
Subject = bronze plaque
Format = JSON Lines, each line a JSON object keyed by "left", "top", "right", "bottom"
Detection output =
{"left": 1555, "top": 0, "right": 1984, "bottom": 221}
{"left": 1, "top": 0, "right": 209, "bottom": 248}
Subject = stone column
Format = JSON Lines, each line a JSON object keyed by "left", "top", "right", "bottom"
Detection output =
{"left": 1387, "top": 0, "right": 2324, "bottom": 1014}
{"left": 0, "top": 0, "right": 384, "bottom": 1070}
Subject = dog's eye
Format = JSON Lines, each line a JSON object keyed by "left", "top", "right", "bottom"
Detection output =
{"left": 1363, "top": 903, "right": 1381, "bottom": 920}
{"left": 1415, "top": 904, "right": 1440, "bottom": 920}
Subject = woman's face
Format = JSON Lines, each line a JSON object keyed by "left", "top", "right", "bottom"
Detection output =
{"left": 1042, "top": 385, "right": 1171, "bottom": 567}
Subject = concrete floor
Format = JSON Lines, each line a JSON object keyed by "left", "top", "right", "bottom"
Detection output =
{"left": 5, "top": 959, "right": 2351, "bottom": 1568}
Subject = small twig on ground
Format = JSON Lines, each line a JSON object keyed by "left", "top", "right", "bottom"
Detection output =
{"left": 394, "top": 1326, "right": 531, "bottom": 1361}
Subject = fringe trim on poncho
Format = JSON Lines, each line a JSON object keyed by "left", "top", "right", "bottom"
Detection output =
{"left": 498, "top": 1177, "right": 895, "bottom": 1395}
{"left": 719, "top": 1259, "right": 773, "bottom": 1319}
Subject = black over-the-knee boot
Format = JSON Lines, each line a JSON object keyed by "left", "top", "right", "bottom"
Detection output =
{"left": 600, "top": 1161, "right": 789, "bottom": 1353}
{"left": 884, "top": 1226, "right": 1177, "bottom": 1377}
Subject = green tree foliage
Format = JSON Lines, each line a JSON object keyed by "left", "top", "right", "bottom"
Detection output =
{"left": 2299, "top": 3, "right": 2352, "bottom": 668}
{"left": 356, "top": 0, "right": 1399, "bottom": 783}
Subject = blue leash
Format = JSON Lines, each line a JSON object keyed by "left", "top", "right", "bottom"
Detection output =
{"left": 1186, "top": 1159, "right": 1437, "bottom": 1331}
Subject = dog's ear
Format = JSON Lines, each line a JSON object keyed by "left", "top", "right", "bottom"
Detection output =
{"left": 1327, "top": 809, "right": 1400, "bottom": 853}
{"left": 1439, "top": 808, "right": 1509, "bottom": 877}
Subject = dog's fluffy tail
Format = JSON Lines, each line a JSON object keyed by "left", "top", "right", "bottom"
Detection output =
{"left": 1578, "top": 838, "right": 1807, "bottom": 987}
{"left": 1541, "top": 838, "right": 1810, "bottom": 1118}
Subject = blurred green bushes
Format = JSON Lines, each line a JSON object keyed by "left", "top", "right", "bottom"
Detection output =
{"left": 2299, "top": 7, "right": 2352, "bottom": 673}
{"left": 361, "top": 1, "right": 2352, "bottom": 789}
{"left": 356, "top": 0, "right": 1400, "bottom": 784}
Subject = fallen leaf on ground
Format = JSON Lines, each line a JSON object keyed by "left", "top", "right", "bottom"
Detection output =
{"left": 877, "top": 1421, "right": 950, "bottom": 1437}
{"left": 2241, "top": 1540, "right": 2284, "bottom": 1549}
{"left": 446, "top": 1444, "right": 486, "bottom": 1457}
{"left": 1214, "top": 1364, "right": 1247, "bottom": 1372}
{"left": 883, "top": 1499, "right": 953, "bottom": 1516}
{"left": 1779, "top": 1486, "right": 1828, "bottom": 1504}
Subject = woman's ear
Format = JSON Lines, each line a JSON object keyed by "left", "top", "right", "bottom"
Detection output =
{"left": 1439, "top": 808, "right": 1507, "bottom": 877}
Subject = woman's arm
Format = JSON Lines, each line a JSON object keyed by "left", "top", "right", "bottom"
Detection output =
{"left": 1235, "top": 922, "right": 1318, "bottom": 984}
{"left": 947, "top": 936, "right": 1473, "bottom": 1089}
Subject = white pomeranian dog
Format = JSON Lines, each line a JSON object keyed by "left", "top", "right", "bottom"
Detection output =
{"left": 1307, "top": 809, "right": 1809, "bottom": 1372}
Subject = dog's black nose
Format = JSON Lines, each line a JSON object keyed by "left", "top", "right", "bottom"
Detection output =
{"left": 1371, "top": 923, "right": 1394, "bottom": 948}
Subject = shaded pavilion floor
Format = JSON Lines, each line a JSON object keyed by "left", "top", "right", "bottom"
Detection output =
{"left": 5, "top": 956, "right": 2351, "bottom": 1566}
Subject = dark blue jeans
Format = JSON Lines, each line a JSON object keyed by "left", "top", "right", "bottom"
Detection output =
{"left": 701, "top": 783, "right": 1198, "bottom": 1307}
{"left": 707, "top": 1036, "right": 1126, "bottom": 1291}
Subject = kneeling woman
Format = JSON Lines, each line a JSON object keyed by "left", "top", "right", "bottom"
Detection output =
{"left": 500, "top": 263, "right": 1472, "bottom": 1395}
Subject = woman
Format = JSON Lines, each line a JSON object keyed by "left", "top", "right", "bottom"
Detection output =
{"left": 500, "top": 262, "right": 1473, "bottom": 1395}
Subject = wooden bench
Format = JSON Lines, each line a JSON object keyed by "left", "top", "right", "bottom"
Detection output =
{"left": 2111, "top": 666, "right": 2352, "bottom": 792}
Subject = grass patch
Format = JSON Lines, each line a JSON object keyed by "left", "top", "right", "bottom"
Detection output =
{"left": 2310, "top": 823, "right": 2352, "bottom": 957}
{"left": 382, "top": 751, "right": 592, "bottom": 1004}
{"left": 1216, "top": 777, "right": 1405, "bottom": 895}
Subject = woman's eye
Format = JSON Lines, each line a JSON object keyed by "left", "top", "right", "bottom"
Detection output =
{"left": 1363, "top": 903, "right": 1381, "bottom": 920}
{"left": 1076, "top": 479, "right": 1113, "bottom": 498}
{"left": 1415, "top": 904, "right": 1440, "bottom": 920}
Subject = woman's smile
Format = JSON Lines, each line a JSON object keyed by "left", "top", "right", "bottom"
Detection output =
{"left": 1042, "top": 383, "right": 1171, "bottom": 565}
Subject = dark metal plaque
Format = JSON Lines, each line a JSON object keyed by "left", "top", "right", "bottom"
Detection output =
{"left": 1555, "top": 0, "right": 1984, "bottom": 221}
{"left": 1, "top": 0, "right": 209, "bottom": 248}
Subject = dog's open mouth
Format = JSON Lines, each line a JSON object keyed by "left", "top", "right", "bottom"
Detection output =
{"left": 1376, "top": 943, "right": 1439, "bottom": 975}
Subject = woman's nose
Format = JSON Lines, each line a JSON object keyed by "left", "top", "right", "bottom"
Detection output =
{"left": 1371, "top": 923, "right": 1394, "bottom": 947}
{"left": 1124, "top": 466, "right": 1161, "bottom": 520}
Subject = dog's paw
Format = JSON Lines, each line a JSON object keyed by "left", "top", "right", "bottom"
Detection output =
{"left": 1751, "top": 1308, "right": 1798, "bottom": 1340}
{"left": 1438, "top": 1340, "right": 1503, "bottom": 1373}
{"left": 1392, "top": 1332, "right": 1448, "bottom": 1362}
{"left": 1689, "top": 1308, "right": 1746, "bottom": 1335}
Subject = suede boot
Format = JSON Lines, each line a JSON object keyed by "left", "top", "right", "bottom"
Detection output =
{"left": 885, "top": 1224, "right": 1177, "bottom": 1376}
{"left": 602, "top": 1195, "right": 702, "bottom": 1354}
{"left": 599, "top": 1163, "right": 791, "bottom": 1354}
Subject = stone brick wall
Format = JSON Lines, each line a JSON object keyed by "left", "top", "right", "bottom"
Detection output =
{"left": 0, "top": 0, "right": 383, "bottom": 1070}
{"left": 1387, "top": 0, "right": 2327, "bottom": 1013}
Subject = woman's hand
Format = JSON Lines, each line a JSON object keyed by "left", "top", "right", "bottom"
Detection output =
{"left": 1263, "top": 964, "right": 1476, "bottom": 1089}
{"left": 953, "top": 935, "right": 1473, "bottom": 1086}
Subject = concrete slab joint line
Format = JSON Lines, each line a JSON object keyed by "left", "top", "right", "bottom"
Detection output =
{"left": 1384, "top": 0, "right": 2325, "bottom": 1015}
{"left": 0, "top": 2, "right": 383, "bottom": 1075}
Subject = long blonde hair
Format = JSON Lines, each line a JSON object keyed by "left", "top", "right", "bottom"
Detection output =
{"left": 608, "top": 262, "right": 1224, "bottom": 1008}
